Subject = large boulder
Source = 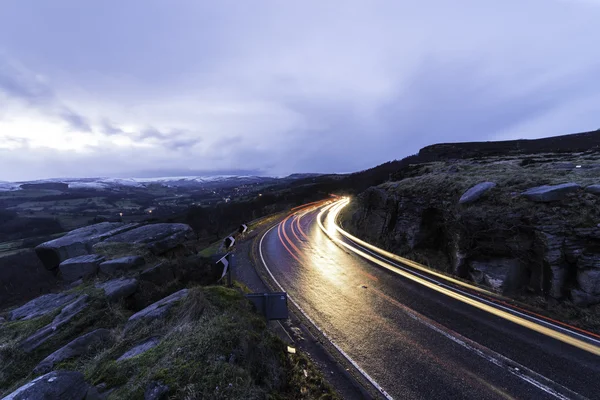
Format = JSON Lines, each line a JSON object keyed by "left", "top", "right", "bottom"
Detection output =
{"left": 585, "top": 184, "right": 600, "bottom": 195}
{"left": 96, "top": 278, "right": 138, "bottom": 301}
{"left": 35, "top": 222, "right": 139, "bottom": 270}
{"left": 8, "top": 293, "right": 77, "bottom": 321}
{"left": 459, "top": 182, "right": 496, "bottom": 204}
{"left": 571, "top": 289, "right": 600, "bottom": 307}
{"left": 102, "top": 223, "right": 194, "bottom": 255}
{"left": 21, "top": 295, "right": 89, "bottom": 353}
{"left": 117, "top": 337, "right": 160, "bottom": 361}
{"left": 521, "top": 183, "right": 581, "bottom": 202}
{"left": 127, "top": 289, "right": 188, "bottom": 326}
{"left": 99, "top": 256, "right": 145, "bottom": 275}
{"left": 33, "top": 329, "right": 112, "bottom": 374}
{"left": 1, "top": 371, "right": 98, "bottom": 400}
{"left": 59, "top": 255, "right": 105, "bottom": 282}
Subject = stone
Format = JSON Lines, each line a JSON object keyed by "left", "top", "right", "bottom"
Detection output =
{"left": 585, "top": 185, "right": 600, "bottom": 195}
{"left": 8, "top": 293, "right": 77, "bottom": 321}
{"left": 459, "top": 182, "right": 496, "bottom": 204}
{"left": 21, "top": 295, "right": 89, "bottom": 353}
{"left": 102, "top": 223, "right": 194, "bottom": 255}
{"left": 571, "top": 289, "right": 600, "bottom": 307}
{"left": 69, "top": 279, "right": 84, "bottom": 289}
{"left": 144, "top": 381, "right": 169, "bottom": 400}
{"left": 96, "top": 278, "right": 138, "bottom": 301}
{"left": 552, "top": 162, "right": 575, "bottom": 170}
{"left": 470, "top": 259, "right": 523, "bottom": 293}
{"left": 59, "top": 254, "right": 105, "bottom": 282}
{"left": 35, "top": 222, "right": 139, "bottom": 270}
{"left": 127, "top": 289, "right": 188, "bottom": 325}
{"left": 33, "top": 329, "right": 111, "bottom": 374}
{"left": 99, "top": 256, "right": 145, "bottom": 275}
{"left": 577, "top": 269, "right": 600, "bottom": 296}
{"left": 521, "top": 183, "right": 581, "bottom": 202}
{"left": 139, "top": 263, "right": 174, "bottom": 285}
{"left": 117, "top": 337, "right": 160, "bottom": 361}
{"left": 1, "top": 370, "right": 96, "bottom": 400}
{"left": 577, "top": 253, "right": 600, "bottom": 270}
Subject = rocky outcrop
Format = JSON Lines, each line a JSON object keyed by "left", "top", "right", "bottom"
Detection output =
{"left": 99, "top": 256, "right": 145, "bottom": 275}
{"left": 586, "top": 184, "right": 600, "bottom": 195}
{"left": 35, "top": 222, "right": 139, "bottom": 270}
{"left": 127, "top": 289, "right": 188, "bottom": 326}
{"left": 59, "top": 254, "right": 105, "bottom": 282}
{"left": 1, "top": 371, "right": 98, "bottom": 400}
{"left": 8, "top": 293, "right": 76, "bottom": 321}
{"left": 21, "top": 295, "right": 89, "bottom": 353}
{"left": 102, "top": 224, "right": 194, "bottom": 255}
{"left": 33, "top": 329, "right": 112, "bottom": 374}
{"left": 521, "top": 183, "right": 581, "bottom": 202}
{"left": 459, "top": 182, "right": 496, "bottom": 204}
{"left": 96, "top": 278, "right": 138, "bottom": 302}
{"left": 139, "top": 263, "right": 174, "bottom": 285}
{"left": 117, "top": 337, "right": 160, "bottom": 361}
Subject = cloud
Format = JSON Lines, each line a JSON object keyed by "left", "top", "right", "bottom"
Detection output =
{"left": 0, "top": 0, "right": 599, "bottom": 180}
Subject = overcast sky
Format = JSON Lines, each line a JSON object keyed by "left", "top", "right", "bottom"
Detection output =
{"left": 1, "top": 0, "right": 599, "bottom": 181}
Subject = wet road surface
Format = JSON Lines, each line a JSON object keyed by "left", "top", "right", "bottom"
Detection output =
{"left": 259, "top": 199, "right": 600, "bottom": 400}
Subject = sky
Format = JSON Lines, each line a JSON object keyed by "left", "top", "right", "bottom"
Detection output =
{"left": 0, "top": 0, "right": 599, "bottom": 181}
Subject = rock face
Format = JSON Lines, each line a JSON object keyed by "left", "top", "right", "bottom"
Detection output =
{"left": 117, "top": 337, "right": 160, "bottom": 361}
{"left": 521, "top": 183, "right": 581, "bottom": 202}
{"left": 1, "top": 371, "right": 97, "bottom": 400}
{"left": 99, "top": 256, "right": 145, "bottom": 275}
{"left": 21, "top": 295, "right": 89, "bottom": 353}
{"left": 35, "top": 222, "right": 139, "bottom": 270}
{"left": 470, "top": 259, "right": 523, "bottom": 293}
{"left": 586, "top": 184, "right": 600, "bottom": 195}
{"left": 33, "top": 329, "right": 111, "bottom": 374}
{"left": 8, "top": 293, "right": 77, "bottom": 321}
{"left": 139, "top": 263, "right": 174, "bottom": 285}
{"left": 459, "top": 182, "right": 496, "bottom": 204}
{"left": 102, "top": 223, "right": 194, "bottom": 255}
{"left": 96, "top": 278, "right": 138, "bottom": 301}
{"left": 127, "top": 289, "right": 188, "bottom": 325}
{"left": 59, "top": 254, "right": 105, "bottom": 282}
{"left": 144, "top": 381, "right": 169, "bottom": 400}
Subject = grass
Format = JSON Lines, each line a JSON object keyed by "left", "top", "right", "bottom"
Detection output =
{"left": 0, "top": 280, "right": 337, "bottom": 399}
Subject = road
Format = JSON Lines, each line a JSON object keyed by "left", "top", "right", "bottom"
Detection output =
{"left": 259, "top": 198, "right": 600, "bottom": 400}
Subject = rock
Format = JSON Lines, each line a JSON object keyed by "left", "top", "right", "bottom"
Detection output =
{"left": 35, "top": 222, "right": 139, "bottom": 270}
{"left": 144, "top": 381, "right": 169, "bottom": 400}
{"left": 1, "top": 370, "right": 96, "bottom": 400}
{"left": 59, "top": 254, "right": 105, "bottom": 282}
{"left": 21, "top": 295, "right": 89, "bottom": 353}
{"left": 571, "top": 289, "right": 600, "bottom": 307}
{"left": 102, "top": 223, "right": 194, "bottom": 255}
{"left": 69, "top": 279, "right": 84, "bottom": 289}
{"left": 577, "top": 253, "right": 600, "bottom": 270}
{"left": 34, "top": 329, "right": 112, "bottom": 374}
{"left": 552, "top": 162, "right": 575, "bottom": 170}
{"left": 521, "top": 183, "right": 581, "bottom": 202}
{"left": 459, "top": 182, "right": 496, "bottom": 204}
{"left": 470, "top": 259, "right": 523, "bottom": 293}
{"left": 99, "top": 256, "right": 145, "bottom": 275}
{"left": 127, "top": 289, "right": 188, "bottom": 325}
{"left": 577, "top": 270, "right": 600, "bottom": 296}
{"left": 139, "top": 263, "right": 174, "bottom": 285}
{"left": 9, "top": 293, "right": 77, "bottom": 321}
{"left": 96, "top": 278, "right": 138, "bottom": 301}
{"left": 117, "top": 337, "right": 160, "bottom": 361}
{"left": 585, "top": 185, "right": 600, "bottom": 195}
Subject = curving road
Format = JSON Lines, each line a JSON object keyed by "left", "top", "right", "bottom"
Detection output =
{"left": 259, "top": 198, "right": 600, "bottom": 400}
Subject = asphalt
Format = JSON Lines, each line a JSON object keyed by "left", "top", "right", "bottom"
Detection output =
{"left": 259, "top": 203, "right": 600, "bottom": 400}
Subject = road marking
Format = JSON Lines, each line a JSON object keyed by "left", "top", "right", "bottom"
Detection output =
{"left": 260, "top": 222, "right": 395, "bottom": 400}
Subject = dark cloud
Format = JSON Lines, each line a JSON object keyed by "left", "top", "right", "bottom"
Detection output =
{"left": 100, "top": 119, "right": 125, "bottom": 135}
{"left": 60, "top": 108, "right": 92, "bottom": 132}
{"left": 0, "top": 58, "right": 54, "bottom": 104}
{"left": 166, "top": 137, "right": 202, "bottom": 151}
